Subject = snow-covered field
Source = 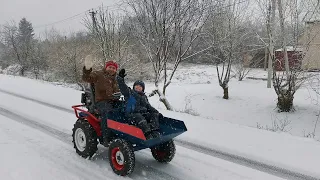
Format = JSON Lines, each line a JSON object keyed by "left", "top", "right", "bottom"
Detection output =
{"left": 2, "top": 64, "right": 320, "bottom": 140}
{"left": 147, "top": 65, "right": 320, "bottom": 140}
{"left": 6, "top": 63, "right": 318, "bottom": 139}
{"left": 1, "top": 64, "right": 320, "bottom": 179}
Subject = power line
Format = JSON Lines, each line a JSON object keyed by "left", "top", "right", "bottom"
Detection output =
{"left": 33, "top": 4, "right": 122, "bottom": 29}
{"left": 33, "top": 10, "right": 89, "bottom": 29}
{"left": 32, "top": 0, "right": 245, "bottom": 30}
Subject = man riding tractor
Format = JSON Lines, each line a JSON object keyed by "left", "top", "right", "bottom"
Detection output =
{"left": 82, "top": 55, "right": 120, "bottom": 146}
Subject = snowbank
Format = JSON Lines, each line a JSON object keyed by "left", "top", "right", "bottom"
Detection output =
{"left": 163, "top": 111, "right": 320, "bottom": 179}
{"left": 2, "top": 64, "right": 22, "bottom": 75}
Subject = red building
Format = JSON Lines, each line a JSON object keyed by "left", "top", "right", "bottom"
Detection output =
{"left": 275, "top": 46, "right": 303, "bottom": 71}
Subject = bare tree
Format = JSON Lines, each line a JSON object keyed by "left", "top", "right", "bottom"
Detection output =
{"left": 232, "top": 21, "right": 265, "bottom": 81}
{"left": 84, "top": 6, "right": 133, "bottom": 67}
{"left": 1, "top": 22, "right": 24, "bottom": 73}
{"left": 1, "top": 18, "right": 36, "bottom": 76}
{"left": 29, "top": 41, "right": 48, "bottom": 79}
{"left": 266, "top": 0, "right": 276, "bottom": 88}
{"left": 274, "top": 0, "right": 320, "bottom": 112}
{"left": 47, "top": 31, "right": 93, "bottom": 83}
{"left": 203, "top": 0, "right": 250, "bottom": 99}
{"left": 277, "top": 0, "right": 289, "bottom": 76}
{"left": 233, "top": 52, "right": 254, "bottom": 81}
{"left": 262, "top": 0, "right": 317, "bottom": 112}
{"left": 125, "top": 0, "right": 208, "bottom": 110}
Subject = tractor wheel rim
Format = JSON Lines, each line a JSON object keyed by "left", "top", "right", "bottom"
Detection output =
{"left": 115, "top": 151, "right": 124, "bottom": 165}
{"left": 75, "top": 128, "right": 86, "bottom": 152}
{"left": 155, "top": 150, "right": 166, "bottom": 159}
{"left": 111, "top": 147, "right": 124, "bottom": 170}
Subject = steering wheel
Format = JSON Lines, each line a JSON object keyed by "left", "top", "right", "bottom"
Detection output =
{"left": 112, "top": 92, "right": 124, "bottom": 101}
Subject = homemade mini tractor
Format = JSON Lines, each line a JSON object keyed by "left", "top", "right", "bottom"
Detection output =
{"left": 71, "top": 83, "right": 187, "bottom": 176}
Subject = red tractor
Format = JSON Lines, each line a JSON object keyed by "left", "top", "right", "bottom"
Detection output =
{"left": 71, "top": 84, "right": 187, "bottom": 176}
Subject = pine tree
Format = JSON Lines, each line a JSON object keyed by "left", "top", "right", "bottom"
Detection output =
{"left": 17, "top": 17, "right": 35, "bottom": 75}
{"left": 18, "top": 18, "right": 34, "bottom": 44}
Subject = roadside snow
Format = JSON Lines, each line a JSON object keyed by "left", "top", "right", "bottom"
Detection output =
{"left": 0, "top": 74, "right": 81, "bottom": 109}
{"left": 165, "top": 111, "right": 320, "bottom": 179}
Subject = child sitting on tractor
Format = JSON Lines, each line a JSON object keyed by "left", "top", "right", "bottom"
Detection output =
{"left": 117, "top": 69, "right": 161, "bottom": 139}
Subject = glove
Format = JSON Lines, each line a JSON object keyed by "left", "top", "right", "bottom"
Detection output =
{"left": 159, "top": 113, "right": 164, "bottom": 119}
{"left": 84, "top": 55, "right": 94, "bottom": 70}
{"left": 118, "top": 68, "right": 127, "bottom": 78}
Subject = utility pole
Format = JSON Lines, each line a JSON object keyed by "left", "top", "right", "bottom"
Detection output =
{"left": 89, "top": 10, "right": 97, "bottom": 33}
{"left": 89, "top": 8, "right": 107, "bottom": 64}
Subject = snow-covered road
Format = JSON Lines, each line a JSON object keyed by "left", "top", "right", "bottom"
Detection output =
{"left": 1, "top": 87, "right": 319, "bottom": 180}
{"left": 0, "top": 90, "right": 286, "bottom": 179}
{"left": 0, "top": 115, "right": 123, "bottom": 180}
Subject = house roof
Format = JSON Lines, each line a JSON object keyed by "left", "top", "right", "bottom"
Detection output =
{"left": 275, "top": 46, "right": 303, "bottom": 52}
{"left": 305, "top": 20, "right": 320, "bottom": 24}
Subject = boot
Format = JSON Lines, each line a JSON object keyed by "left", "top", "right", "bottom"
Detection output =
{"left": 151, "top": 131, "right": 161, "bottom": 138}
{"left": 149, "top": 115, "right": 160, "bottom": 131}
{"left": 145, "top": 131, "right": 154, "bottom": 140}
{"left": 102, "top": 136, "right": 110, "bottom": 147}
{"left": 138, "top": 120, "right": 152, "bottom": 139}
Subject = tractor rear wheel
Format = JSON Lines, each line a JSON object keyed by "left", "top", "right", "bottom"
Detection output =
{"left": 151, "top": 140, "right": 176, "bottom": 163}
{"left": 108, "top": 138, "right": 135, "bottom": 176}
{"left": 72, "top": 118, "right": 98, "bottom": 158}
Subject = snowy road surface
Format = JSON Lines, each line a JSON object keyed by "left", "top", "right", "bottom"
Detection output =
{"left": 0, "top": 91, "right": 285, "bottom": 179}
{"left": 0, "top": 88, "right": 319, "bottom": 180}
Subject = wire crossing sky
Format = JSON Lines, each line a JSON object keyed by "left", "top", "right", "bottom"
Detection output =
{"left": 0, "top": 0, "right": 121, "bottom": 36}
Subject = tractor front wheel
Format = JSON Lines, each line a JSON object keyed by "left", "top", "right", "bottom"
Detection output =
{"left": 151, "top": 140, "right": 176, "bottom": 163}
{"left": 108, "top": 138, "right": 135, "bottom": 176}
{"left": 72, "top": 118, "right": 98, "bottom": 158}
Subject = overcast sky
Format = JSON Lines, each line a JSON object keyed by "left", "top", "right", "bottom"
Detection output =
{"left": 0, "top": 0, "right": 121, "bottom": 37}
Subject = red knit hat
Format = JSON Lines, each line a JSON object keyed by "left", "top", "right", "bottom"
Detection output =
{"left": 105, "top": 61, "right": 118, "bottom": 70}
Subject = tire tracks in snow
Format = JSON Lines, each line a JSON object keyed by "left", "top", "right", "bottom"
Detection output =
{"left": 0, "top": 88, "right": 73, "bottom": 114}
{"left": 0, "top": 119, "right": 119, "bottom": 180}
{"left": 0, "top": 104, "right": 178, "bottom": 180}
{"left": 0, "top": 88, "right": 318, "bottom": 180}
{"left": 0, "top": 105, "right": 71, "bottom": 144}
{"left": 0, "top": 106, "right": 111, "bottom": 180}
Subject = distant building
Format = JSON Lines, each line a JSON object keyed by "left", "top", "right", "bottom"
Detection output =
{"left": 274, "top": 46, "right": 303, "bottom": 71}
{"left": 298, "top": 20, "right": 320, "bottom": 70}
{"left": 242, "top": 52, "right": 253, "bottom": 67}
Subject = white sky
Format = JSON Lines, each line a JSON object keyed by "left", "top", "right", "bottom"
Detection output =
{"left": 1, "top": 0, "right": 316, "bottom": 39}
{"left": 0, "top": 0, "right": 121, "bottom": 37}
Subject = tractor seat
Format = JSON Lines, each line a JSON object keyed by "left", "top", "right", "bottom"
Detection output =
{"left": 91, "top": 107, "right": 101, "bottom": 117}
{"left": 87, "top": 105, "right": 127, "bottom": 123}
{"left": 82, "top": 83, "right": 129, "bottom": 124}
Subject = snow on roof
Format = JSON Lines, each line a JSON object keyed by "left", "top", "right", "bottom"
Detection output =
{"left": 305, "top": 19, "right": 320, "bottom": 24}
{"left": 275, "top": 46, "right": 303, "bottom": 52}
